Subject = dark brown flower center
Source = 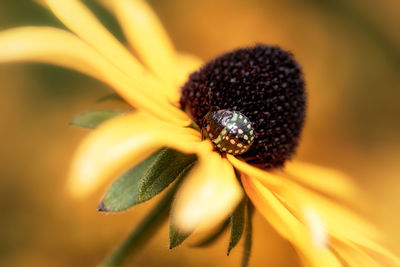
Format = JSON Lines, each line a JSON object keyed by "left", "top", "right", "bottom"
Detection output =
{"left": 180, "top": 45, "right": 306, "bottom": 169}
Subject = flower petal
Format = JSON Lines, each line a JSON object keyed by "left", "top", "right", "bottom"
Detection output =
{"left": 103, "top": 0, "right": 177, "bottom": 84}
{"left": 232, "top": 156, "right": 399, "bottom": 266}
{"left": 284, "top": 160, "right": 360, "bottom": 201}
{"left": 176, "top": 53, "right": 203, "bottom": 82}
{"left": 272, "top": 176, "right": 381, "bottom": 247}
{"left": 241, "top": 174, "right": 342, "bottom": 266}
{"left": 43, "top": 0, "right": 190, "bottom": 121}
{"left": 348, "top": 235, "right": 400, "bottom": 266}
{"left": 227, "top": 155, "right": 283, "bottom": 189}
{"left": 304, "top": 207, "right": 328, "bottom": 249}
{"left": 43, "top": 0, "right": 144, "bottom": 77}
{"left": 167, "top": 53, "right": 204, "bottom": 103}
{"left": 0, "top": 27, "right": 101, "bottom": 78}
{"left": 334, "top": 235, "right": 400, "bottom": 267}
{"left": 176, "top": 52, "right": 203, "bottom": 84}
{"left": 68, "top": 111, "right": 200, "bottom": 198}
{"left": 0, "top": 26, "right": 188, "bottom": 125}
{"left": 333, "top": 238, "right": 381, "bottom": 267}
{"left": 228, "top": 155, "right": 379, "bottom": 246}
{"left": 172, "top": 142, "right": 243, "bottom": 233}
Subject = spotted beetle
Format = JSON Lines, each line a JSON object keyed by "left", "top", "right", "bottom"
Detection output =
{"left": 202, "top": 110, "right": 255, "bottom": 155}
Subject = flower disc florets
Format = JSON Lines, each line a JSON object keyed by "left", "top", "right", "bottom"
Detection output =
{"left": 180, "top": 45, "right": 306, "bottom": 169}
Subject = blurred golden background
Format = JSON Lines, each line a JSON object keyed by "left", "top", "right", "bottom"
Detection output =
{"left": 0, "top": 0, "right": 399, "bottom": 266}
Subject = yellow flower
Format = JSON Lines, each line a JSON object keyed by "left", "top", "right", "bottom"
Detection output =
{"left": 0, "top": 0, "right": 398, "bottom": 266}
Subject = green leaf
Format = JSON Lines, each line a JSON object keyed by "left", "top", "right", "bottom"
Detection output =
{"left": 96, "top": 93, "right": 126, "bottom": 103}
{"left": 138, "top": 149, "right": 197, "bottom": 203}
{"left": 102, "top": 175, "right": 183, "bottom": 267}
{"left": 227, "top": 200, "right": 245, "bottom": 255}
{"left": 242, "top": 201, "right": 254, "bottom": 267}
{"left": 191, "top": 219, "right": 230, "bottom": 247}
{"left": 70, "top": 110, "right": 123, "bottom": 129}
{"left": 169, "top": 224, "right": 191, "bottom": 249}
{"left": 100, "top": 148, "right": 197, "bottom": 212}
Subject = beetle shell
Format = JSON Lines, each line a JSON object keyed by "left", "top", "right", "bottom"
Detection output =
{"left": 203, "top": 110, "right": 255, "bottom": 155}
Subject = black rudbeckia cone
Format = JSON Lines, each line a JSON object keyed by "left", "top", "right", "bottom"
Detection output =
{"left": 180, "top": 45, "right": 306, "bottom": 169}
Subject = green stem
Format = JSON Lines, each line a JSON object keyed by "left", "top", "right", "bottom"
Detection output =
{"left": 101, "top": 180, "right": 181, "bottom": 267}
{"left": 241, "top": 200, "right": 254, "bottom": 267}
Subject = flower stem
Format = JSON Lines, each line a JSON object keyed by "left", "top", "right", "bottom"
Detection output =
{"left": 242, "top": 200, "right": 254, "bottom": 267}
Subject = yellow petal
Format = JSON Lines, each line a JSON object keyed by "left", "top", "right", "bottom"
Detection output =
{"left": 334, "top": 236, "right": 400, "bottom": 267}
{"left": 68, "top": 111, "right": 200, "bottom": 198}
{"left": 172, "top": 142, "right": 243, "bottom": 233}
{"left": 166, "top": 53, "right": 204, "bottom": 103}
{"left": 230, "top": 157, "right": 398, "bottom": 266}
{"left": 333, "top": 239, "right": 381, "bottom": 267}
{"left": 334, "top": 248, "right": 377, "bottom": 267}
{"left": 43, "top": 0, "right": 189, "bottom": 122}
{"left": 176, "top": 53, "right": 203, "bottom": 81}
{"left": 272, "top": 176, "right": 380, "bottom": 246}
{"left": 227, "top": 155, "right": 284, "bottom": 189}
{"left": 176, "top": 52, "right": 203, "bottom": 82}
{"left": 44, "top": 0, "right": 144, "bottom": 77}
{"left": 283, "top": 160, "right": 359, "bottom": 201}
{"left": 0, "top": 26, "right": 188, "bottom": 125}
{"left": 241, "top": 174, "right": 342, "bottom": 267}
{"left": 240, "top": 175, "right": 306, "bottom": 251}
{"left": 103, "top": 0, "right": 178, "bottom": 84}
{"left": 349, "top": 236, "right": 400, "bottom": 266}
{"left": 266, "top": 171, "right": 400, "bottom": 265}
{"left": 229, "top": 156, "right": 379, "bottom": 248}
{"left": 0, "top": 27, "right": 102, "bottom": 78}
{"left": 304, "top": 207, "right": 328, "bottom": 249}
